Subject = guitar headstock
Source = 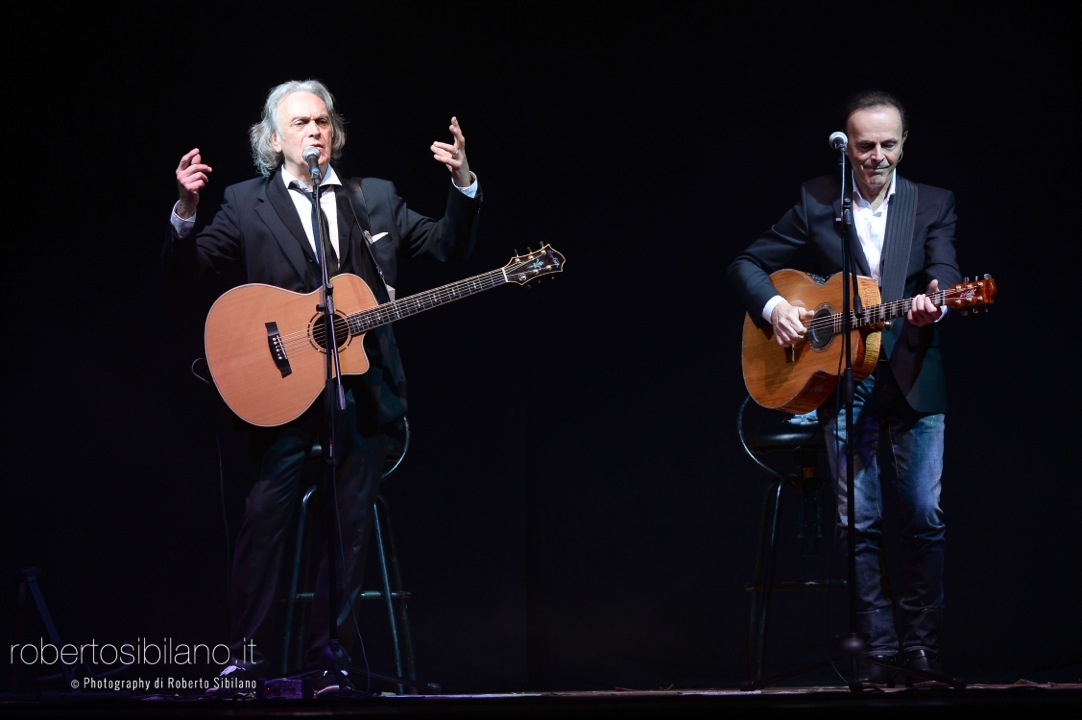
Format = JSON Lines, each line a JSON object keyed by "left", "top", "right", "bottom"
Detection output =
{"left": 505, "top": 244, "right": 566, "bottom": 285}
{"left": 944, "top": 274, "right": 996, "bottom": 314}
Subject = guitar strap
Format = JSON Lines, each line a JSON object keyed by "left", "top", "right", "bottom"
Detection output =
{"left": 340, "top": 177, "right": 408, "bottom": 430}
{"left": 880, "top": 175, "right": 917, "bottom": 303}
{"left": 879, "top": 176, "right": 917, "bottom": 358}
{"left": 343, "top": 177, "right": 394, "bottom": 303}
{"left": 344, "top": 177, "right": 372, "bottom": 234}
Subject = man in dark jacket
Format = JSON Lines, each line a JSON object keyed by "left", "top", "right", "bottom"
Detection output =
{"left": 729, "top": 89, "right": 960, "bottom": 688}
{"left": 164, "top": 78, "right": 482, "bottom": 696}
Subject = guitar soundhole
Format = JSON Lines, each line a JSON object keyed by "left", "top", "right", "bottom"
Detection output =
{"left": 807, "top": 307, "right": 832, "bottom": 349}
{"left": 309, "top": 313, "right": 351, "bottom": 352}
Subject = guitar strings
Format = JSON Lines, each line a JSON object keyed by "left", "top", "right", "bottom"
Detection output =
{"left": 801, "top": 283, "right": 983, "bottom": 334}
{"left": 260, "top": 248, "right": 564, "bottom": 357}
{"left": 268, "top": 267, "right": 515, "bottom": 356}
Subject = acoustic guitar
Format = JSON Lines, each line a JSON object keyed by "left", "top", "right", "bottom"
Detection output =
{"left": 741, "top": 269, "right": 996, "bottom": 414}
{"left": 204, "top": 244, "right": 565, "bottom": 427}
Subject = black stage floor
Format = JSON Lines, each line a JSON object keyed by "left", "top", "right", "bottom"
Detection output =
{"left": 3, "top": 682, "right": 1082, "bottom": 718}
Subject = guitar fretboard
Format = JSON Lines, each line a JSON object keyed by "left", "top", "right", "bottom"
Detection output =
{"left": 346, "top": 268, "right": 508, "bottom": 334}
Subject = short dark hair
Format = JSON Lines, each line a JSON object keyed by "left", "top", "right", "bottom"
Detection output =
{"left": 842, "top": 90, "right": 909, "bottom": 134}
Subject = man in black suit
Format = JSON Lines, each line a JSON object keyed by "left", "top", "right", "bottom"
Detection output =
{"left": 728, "top": 90, "right": 960, "bottom": 687}
{"left": 163, "top": 78, "right": 482, "bottom": 696}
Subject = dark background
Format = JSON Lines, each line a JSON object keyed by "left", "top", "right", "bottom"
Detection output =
{"left": 3, "top": 0, "right": 1079, "bottom": 695}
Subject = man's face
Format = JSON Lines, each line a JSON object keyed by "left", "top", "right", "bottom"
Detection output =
{"left": 271, "top": 91, "right": 333, "bottom": 180}
{"left": 846, "top": 105, "right": 907, "bottom": 201}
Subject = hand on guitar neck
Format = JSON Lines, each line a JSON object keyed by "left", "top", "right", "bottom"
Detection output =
{"left": 906, "top": 278, "right": 943, "bottom": 328}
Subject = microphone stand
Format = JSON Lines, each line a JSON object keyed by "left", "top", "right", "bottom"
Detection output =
{"left": 742, "top": 142, "right": 872, "bottom": 693}
{"left": 301, "top": 161, "right": 433, "bottom": 698}
{"left": 832, "top": 150, "right": 962, "bottom": 693}
{"left": 833, "top": 145, "right": 881, "bottom": 692}
{"left": 305, "top": 167, "right": 352, "bottom": 691}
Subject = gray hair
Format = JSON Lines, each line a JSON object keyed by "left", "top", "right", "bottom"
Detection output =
{"left": 248, "top": 79, "right": 348, "bottom": 176}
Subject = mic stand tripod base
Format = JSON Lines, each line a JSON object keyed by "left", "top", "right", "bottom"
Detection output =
{"left": 309, "top": 640, "right": 354, "bottom": 699}
{"left": 838, "top": 632, "right": 897, "bottom": 693}
{"left": 840, "top": 631, "right": 865, "bottom": 671}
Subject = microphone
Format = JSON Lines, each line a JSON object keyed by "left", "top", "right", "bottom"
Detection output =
{"left": 828, "top": 131, "right": 848, "bottom": 151}
{"left": 302, "top": 146, "right": 322, "bottom": 182}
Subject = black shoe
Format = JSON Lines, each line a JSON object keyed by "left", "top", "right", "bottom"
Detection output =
{"left": 314, "top": 669, "right": 354, "bottom": 698}
{"left": 855, "top": 653, "right": 898, "bottom": 688}
{"left": 206, "top": 663, "right": 260, "bottom": 699}
{"left": 903, "top": 648, "right": 948, "bottom": 686}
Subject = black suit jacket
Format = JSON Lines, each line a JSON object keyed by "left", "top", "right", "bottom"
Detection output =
{"left": 163, "top": 167, "right": 483, "bottom": 430}
{"left": 727, "top": 173, "right": 960, "bottom": 414}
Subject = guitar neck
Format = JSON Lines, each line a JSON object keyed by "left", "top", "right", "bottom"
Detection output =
{"left": 849, "top": 288, "right": 948, "bottom": 329}
{"left": 346, "top": 267, "right": 509, "bottom": 333}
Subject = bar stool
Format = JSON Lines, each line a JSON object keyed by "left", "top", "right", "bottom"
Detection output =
{"left": 737, "top": 395, "right": 845, "bottom": 689}
{"left": 280, "top": 416, "right": 417, "bottom": 693}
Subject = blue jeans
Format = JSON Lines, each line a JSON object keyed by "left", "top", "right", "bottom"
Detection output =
{"left": 819, "top": 366, "right": 946, "bottom": 655}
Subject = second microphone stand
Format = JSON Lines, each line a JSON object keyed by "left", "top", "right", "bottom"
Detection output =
{"left": 303, "top": 164, "right": 352, "bottom": 691}
{"left": 833, "top": 144, "right": 965, "bottom": 692}
{"left": 833, "top": 142, "right": 870, "bottom": 690}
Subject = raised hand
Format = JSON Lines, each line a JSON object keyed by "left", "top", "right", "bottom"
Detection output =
{"left": 431, "top": 117, "right": 471, "bottom": 188}
{"left": 176, "top": 148, "right": 213, "bottom": 219}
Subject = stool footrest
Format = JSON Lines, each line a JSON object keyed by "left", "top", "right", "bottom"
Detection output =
{"left": 290, "top": 590, "right": 412, "bottom": 602}
{"left": 359, "top": 590, "right": 411, "bottom": 600}
{"left": 745, "top": 580, "right": 846, "bottom": 592}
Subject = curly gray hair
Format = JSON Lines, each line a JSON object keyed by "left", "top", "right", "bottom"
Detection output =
{"left": 248, "top": 79, "right": 348, "bottom": 176}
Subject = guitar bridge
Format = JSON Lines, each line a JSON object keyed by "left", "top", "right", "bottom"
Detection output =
{"left": 266, "top": 322, "right": 292, "bottom": 378}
